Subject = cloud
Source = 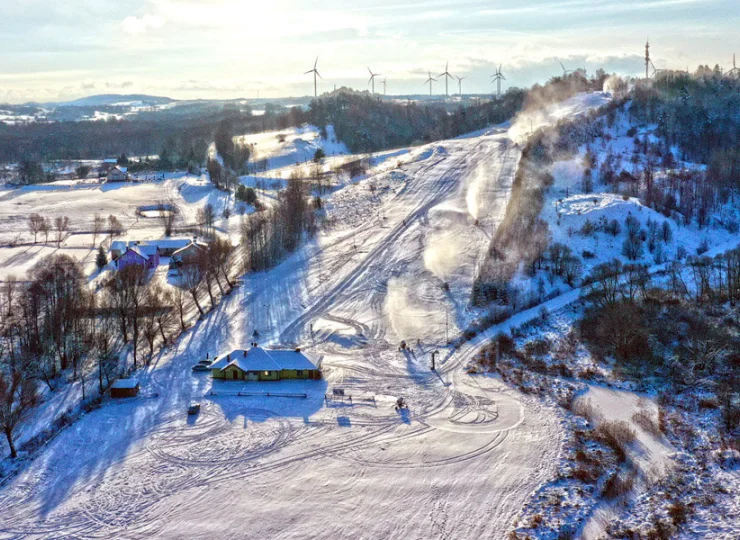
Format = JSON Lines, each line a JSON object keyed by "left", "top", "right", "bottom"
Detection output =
{"left": 122, "top": 14, "right": 165, "bottom": 34}
{"left": 106, "top": 81, "right": 134, "bottom": 89}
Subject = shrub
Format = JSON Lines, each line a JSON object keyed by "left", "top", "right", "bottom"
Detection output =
{"left": 596, "top": 420, "right": 635, "bottom": 461}
{"left": 601, "top": 470, "right": 635, "bottom": 499}
{"left": 235, "top": 184, "right": 258, "bottom": 205}
{"left": 524, "top": 338, "right": 551, "bottom": 357}
{"left": 572, "top": 466, "right": 597, "bottom": 483}
{"left": 698, "top": 397, "right": 719, "bottom": 409}
{"left": 632, "top": 409, "right": 661, "bottom": 437}
{"left": 667, "top": 500, "right": 689, "bottom": 526}
{"left": 572, "top": 398, "right": 597, "bottom": 422}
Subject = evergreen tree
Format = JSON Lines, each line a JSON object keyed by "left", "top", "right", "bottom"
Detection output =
{"left": 95, "top": 245, "right": 108, "bottom": 270}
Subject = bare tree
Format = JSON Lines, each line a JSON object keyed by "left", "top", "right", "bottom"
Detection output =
{"left": 29, "top": 254, "right": 88, "bottom": 373}
{"left": 105, "top": 264, "right": 148, "bottom": 369}
{"left": 172, "top": 286, "right": 188, "bottom": 332}
{"left": 152, "top": 286, "right": 175, "bottom": 344}
{"left": 92, "top": 314, "right": 118, "bottom": 395}
{"left": 142, "top": 284, "right": 166, "bottom": 364}
{"left": 198, "top": 250, "right": 220, "bottom": 304}
{"left": 212, "top": 238, "right": 235, "bottom": 290}
{"left": 181, "top": 263, "right": 205, "bottom": 317}
{"left": 143, "top": 312, "right": 158, "bottom": 364}
{"left": 28, "top": 213, "right": 44, "bottom": 244}
{"left": 0, "top": 369, "right": 39, "bottom": 459}
{"left": 54, "top": 216, "right": 70, "bottom": 247}
{"left": 92, "top": 213, "right": 104, "bottom": 247}
{"left": 198, "top": 203, "right": 216, "bottom": 237}
{"left": 40, "top": 218, "right": 51, "bottom": 244}
{"left": 2, "top": 275, "right": 17, "bottom": 318}
{"left": 158, "top": 202, "right": 176, "bottom": 237}
{"left": 108, "top": 215, "right": 124, "bottom": 242}
{"left": 585, "top": 260, "right": 623, "bottom": 308}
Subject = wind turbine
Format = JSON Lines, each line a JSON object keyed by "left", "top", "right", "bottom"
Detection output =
{"left": 559, "top": 61, "right": 572, "bottom": 77}
{"left": 455, "top": 75, "right": 466, "bottom": 96}
{"left": 728, "top": 54, "right": 739, "bottom": 78}
{"left": 648, "top": 59, "right": 659, "bottom": 79}
{"left": 438, "top": 61, "right": 454, "bottom": 96}
{"left": 381, "top": 77, "right": 388, "bottom": 95}
{"left": 304, "top": 57, "right": 322, "bottom": 98}
{"left": 368, "top": 67, "right": 381, "bottom": 94}
{"left": 425, "top": 71, "right": 437, "bottom": 96}
{"left": 491, "top": 64, "right": 506, "bottom": 98}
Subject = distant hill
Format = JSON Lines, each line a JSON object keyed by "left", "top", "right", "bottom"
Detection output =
{"left": 56, "top": 94, "right": 175, "bottom": 108}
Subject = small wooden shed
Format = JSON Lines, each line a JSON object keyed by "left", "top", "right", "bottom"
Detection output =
{"left": 110, "top": 378, "right": 140, "bottom": 398}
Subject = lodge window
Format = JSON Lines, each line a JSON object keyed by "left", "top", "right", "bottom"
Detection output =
{"left": 296, "top": 370, "right": 303, "bottom": 376}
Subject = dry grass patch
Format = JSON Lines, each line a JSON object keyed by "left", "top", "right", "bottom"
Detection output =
{"left": 596, "top": 420, "right": 636, "bottom": 462}
{"left": 632, "top": 408, "right": 662, "bottom": 437}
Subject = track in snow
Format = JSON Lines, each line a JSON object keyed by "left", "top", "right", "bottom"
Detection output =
{"left": 0, "top": 127, "right": 562, "bottom": 540}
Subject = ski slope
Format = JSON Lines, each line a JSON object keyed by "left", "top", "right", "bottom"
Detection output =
{"left": 0, "top": 96, "right": 610, "bottom": 539}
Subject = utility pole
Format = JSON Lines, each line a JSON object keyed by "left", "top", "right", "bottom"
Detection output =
{"left": 445, "top": 308, "right": 449, "bottom": 344}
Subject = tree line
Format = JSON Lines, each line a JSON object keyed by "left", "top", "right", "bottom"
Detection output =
{"left": 0, "top": 104, "right": 308, "bottom": 173}
{"left": 307, "top": 88, "right": 526, "bottom": 154}
{"left": 0, "top": 234, "right": 238, "bottom": 458}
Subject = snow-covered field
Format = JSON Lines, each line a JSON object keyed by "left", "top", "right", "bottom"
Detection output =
{"left": 0, "top": 95, "right": 621, "bottom": 539}
{"left": 238, "top": 125, "right": 348, "bottom": 171}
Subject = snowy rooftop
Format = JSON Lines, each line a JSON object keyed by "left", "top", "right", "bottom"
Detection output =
{"left": 111, "top": 240, "right": 127, "bottom": 252}
{"left": 127, "top": 246, "right": 153, "bottom": 260}
{"left": 112, "top": 239, "right": 194, "bottom": 253}
{"left": 110, "top": 378, "right": 139, "bottom": 389}
{"left": 210, "top": 347, "right": 318, "bottom": 372}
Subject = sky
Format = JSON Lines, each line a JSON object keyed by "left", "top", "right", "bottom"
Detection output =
{"left": 0, "top": 0, "right": 738, "bottom": 103}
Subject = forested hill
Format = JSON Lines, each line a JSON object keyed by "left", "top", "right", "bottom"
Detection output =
{"left": 629, "top": 75, "right": 740, "bottom": 165}
{"left": 0, "top": 105, "right": 307, "bottom": 164}
{"left": 307, "top": 89, "right": 525, "bottom": 153}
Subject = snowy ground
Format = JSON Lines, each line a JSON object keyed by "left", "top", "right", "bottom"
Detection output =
{"left": 0, "top": 95, "right": 618, "bottom": 539}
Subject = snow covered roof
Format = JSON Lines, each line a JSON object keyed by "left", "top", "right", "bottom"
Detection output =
{"left": 172, "top": 241, "right": 208, "bottom": 257}
{"left": 111, "top": 378, "right": 139, "bottom": 389}
{"left": 143, "top": 238, "right": 192, "bottom": 250}
{"left": 112, "top": 239, "right": 193, "bottom": 254}
{"left": 127, "top": 246, "right": 151, "bottom": 260}
{"left": 210, "top": 347, "right": 318, "bottom": 372}
{"left": 137, "top": 244, "right": 158, "bottom": 257}
{"left": 266, "top": 349, "right": 319, "bottom": 370}
{"left": 111, "top": 240, "right": 127, "bottom": 252}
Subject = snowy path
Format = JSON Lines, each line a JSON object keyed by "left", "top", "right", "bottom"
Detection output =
{"left": 0, "top": 128, "right": 563, "bottom": 540}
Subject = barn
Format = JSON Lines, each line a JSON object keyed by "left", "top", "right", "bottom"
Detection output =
{"left": 110, "top": 378, "right": 140, "bottom": 398}
{"left": 210, "top": 346, "right": 321, "bottom": 381}
{"left": 170, "top": 241, "right": 208, "bottom": 267}
{"left": 106, "top": 166, "right": 129, "bottom": 182}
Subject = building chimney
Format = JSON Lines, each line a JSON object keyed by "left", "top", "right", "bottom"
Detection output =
{"left": 295, "top": 347, "right": 301, "bottom": 353}
{"left": 243, "top": 350, "right": 247, "bottom": 357}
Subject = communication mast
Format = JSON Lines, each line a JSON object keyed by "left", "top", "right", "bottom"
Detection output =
{"left": 645, "top": 39, "right": 651, "bottom": 80}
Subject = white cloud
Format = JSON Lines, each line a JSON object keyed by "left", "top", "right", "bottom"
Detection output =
{"left": 122, "top": 14, "right": 165, "bottom": 34}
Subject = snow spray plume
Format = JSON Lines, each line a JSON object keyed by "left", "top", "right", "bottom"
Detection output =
{"left": 508, "top": 74, "right": 591, "bottom": 144}
{"left": 602, "top": 75, "right": 628, "bottom": 98}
